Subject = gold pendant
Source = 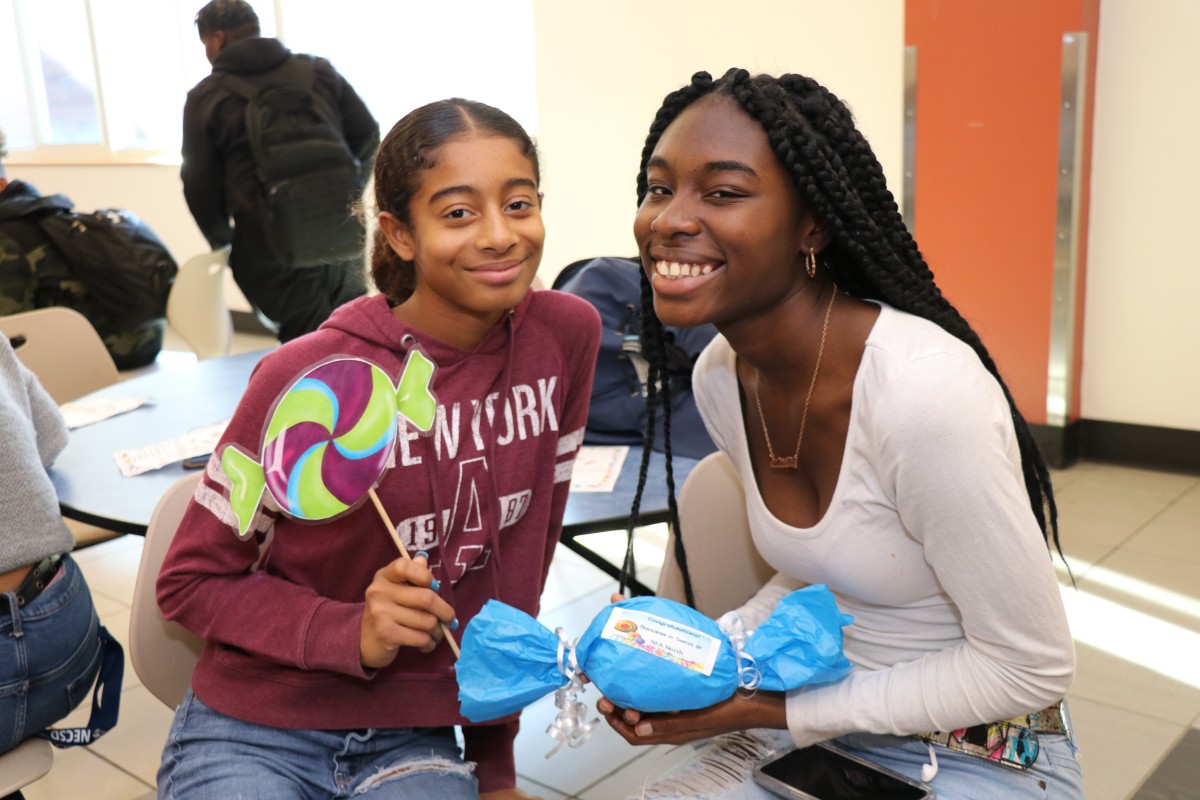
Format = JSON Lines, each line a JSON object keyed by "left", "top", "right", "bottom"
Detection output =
{"left": 769, "top": 456, "right": 798, "bottom": 469}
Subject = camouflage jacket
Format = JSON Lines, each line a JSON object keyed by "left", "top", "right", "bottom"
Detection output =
{"left": 0, "top": 180, "right": 76, "bottom": 317}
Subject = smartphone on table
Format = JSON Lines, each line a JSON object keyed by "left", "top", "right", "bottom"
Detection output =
{"left": 753, "top": 742, "right": 935, "bottom": 800}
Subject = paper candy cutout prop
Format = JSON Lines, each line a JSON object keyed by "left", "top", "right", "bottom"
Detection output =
{"left": 457, "top": 585, "right": 854, "bottom": 729}
{"left": 221, "top": 354, "right": 437, "bottom": 538}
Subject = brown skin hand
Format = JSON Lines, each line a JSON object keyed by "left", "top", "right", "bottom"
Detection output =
{"left": 597, "top": 689, "right": 788, "bottom": 747}
{"left": 359, "top": 554, "right": 456, "bottom": 669}
{"left": 591, "top": 593, "right": 788, "bottom": 745}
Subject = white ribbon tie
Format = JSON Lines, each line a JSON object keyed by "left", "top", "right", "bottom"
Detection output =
{"left": 544, "top": 626, "right": 600, "bottom": 758}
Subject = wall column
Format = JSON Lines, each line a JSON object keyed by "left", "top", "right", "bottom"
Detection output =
{"left": 905, "top": 1, "right": 1100, "bottom": 466}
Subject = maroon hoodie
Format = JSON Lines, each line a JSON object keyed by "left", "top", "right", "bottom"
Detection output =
{"left": 157, "top": 290, "right": 600, "bottom": 790}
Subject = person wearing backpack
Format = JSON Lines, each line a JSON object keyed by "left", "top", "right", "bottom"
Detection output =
{"left": 182, "top": 0, "right": 380, "bottom": 342}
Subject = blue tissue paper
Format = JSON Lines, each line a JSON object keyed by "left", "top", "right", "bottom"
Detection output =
{"left": 575, "top": 595, "right": 740, "bottom": 714}
{"left": 457, "top": 585, "right": 853, "bottom": 723}
{"left": 743, "top": 587, "right": 856, "bottom": 690}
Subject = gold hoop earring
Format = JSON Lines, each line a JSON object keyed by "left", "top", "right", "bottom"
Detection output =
{"left": 805, "top": 249, "right": 818, "bottom": 279}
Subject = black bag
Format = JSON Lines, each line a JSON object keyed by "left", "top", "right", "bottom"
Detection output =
{"left": 222, "top": 57, "right": 365, "bottom": 269}
{"left": 555, "top": 256, "right": 719, "bottom": 459}
{"left": 36, "top": 209, "right": 177, "bottom": 328}
{"left": 34, "top": 209, "right": 177, "bottom": 369}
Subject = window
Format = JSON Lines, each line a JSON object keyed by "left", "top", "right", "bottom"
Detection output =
{"left": 1, "top": 0, "right": 536, "bottom": 164}
{"left": 0, "top": 0, "right": 36, "bottom": 151}
{"left": 1, "top": 0, "right": 276, "bottom": 161}
{"left": 18, "top": 0, "right": 104, "bottom": 148}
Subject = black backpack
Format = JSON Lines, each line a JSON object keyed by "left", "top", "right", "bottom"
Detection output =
{"left": 222, "top": 57, "right": 365, "bottom": 269}
{"left": 36, "top": 209, "right": 177, "bottom": 328}
{"left": 555, "top": 256, "right": 719, "bottom": 459}
{"left": 33, "top": 208, "right": 177, "bottom": 369}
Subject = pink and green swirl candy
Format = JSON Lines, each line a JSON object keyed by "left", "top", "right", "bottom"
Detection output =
{"left": 221, "top": 353, "right": 437, "bottom": 538}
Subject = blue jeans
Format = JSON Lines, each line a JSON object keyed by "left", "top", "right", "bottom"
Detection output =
{"left": 0, "top": 555, "right": 102, "bottom": 754}
{"left": 634, "top": 723, "right": 1084, "bottom": 799}
{"left": 828, "top": 730, "right": 1084, "bottom": 800}
{"left": 158, "top": 691, "right": 480, "bottom": 799}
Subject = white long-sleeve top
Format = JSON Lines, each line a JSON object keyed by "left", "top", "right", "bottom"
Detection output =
{"left": 693, "top": 303, "right": 1073, "bottom": 748}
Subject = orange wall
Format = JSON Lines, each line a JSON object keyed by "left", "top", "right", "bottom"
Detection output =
{"left": 906, "top": 1, "right": 1099, "bottom": 424}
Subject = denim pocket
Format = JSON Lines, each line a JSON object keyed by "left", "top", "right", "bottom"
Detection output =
{"left": 0, "top": 691, "right": 21, "bottom": 754}
{"left": 15, "top": 633, "right": 98, "bottom": 748}
{"left": 65, "top": 635, "right": 103, "bottom": 712}
{"left": 21, "top": 631, "right": 102, "bottom": 743}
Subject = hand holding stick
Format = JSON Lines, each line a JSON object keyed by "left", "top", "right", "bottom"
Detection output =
{"left": 369, "top": 487, "right": 461, "bottom": 658}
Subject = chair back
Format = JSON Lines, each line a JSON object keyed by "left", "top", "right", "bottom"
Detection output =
{"left": 167, "top": 247, "right": 233, "bottom": 361}
{"left": 656, "top": 451, "right": 775, "bottom": 618}
{"left": 0, "top": 307, "right": 120, "bottom": 403}
{"left": 0, "top": 738, "right": 53, "bottom": 796}
{"left": 130, "top": 472, "right": 205, "bottom": 709}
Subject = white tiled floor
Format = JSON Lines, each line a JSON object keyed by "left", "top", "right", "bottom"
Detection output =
{"left": 20, "top": 331, "right": 1200, "bottom": 799}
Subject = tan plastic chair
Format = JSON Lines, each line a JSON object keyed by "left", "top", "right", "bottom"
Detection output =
{"left": 167, "top": 247, "right": 233, "bottom": 361}
{"left": 0, "top": 738, "right": 53, "bottom": 797}
{"left": 656, "top": 451, "right": 775, "bottom": 618}
{"left": 0, "top": 307, "right": 120, "bottom": 404}
{"left": 129, "top": 472, "right": 205, "bottom": 709}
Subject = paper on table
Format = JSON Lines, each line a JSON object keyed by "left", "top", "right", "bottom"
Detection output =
{"left": 570, "top": 445, "right": 628, "bottom": 492}
{"left": 113, "top": 419, "right": 230, "bottom": 477}
{"left": 59, "top": 397, "right": 148, "bottom": 430}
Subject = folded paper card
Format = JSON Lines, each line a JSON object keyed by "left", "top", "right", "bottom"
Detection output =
{"left": 457, "top": 586, "right": 853, "bottom": 727}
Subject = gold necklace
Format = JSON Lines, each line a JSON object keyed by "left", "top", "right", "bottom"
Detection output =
{"left": 753, "top": 287, "right": 837, "bottom": 470}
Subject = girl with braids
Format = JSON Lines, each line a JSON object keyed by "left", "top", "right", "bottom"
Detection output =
{"left": 156, "top": 99, "right": 600, "bottom": 799}
{"left": 597, "top": 70, "right": 1082, "bottom": 799}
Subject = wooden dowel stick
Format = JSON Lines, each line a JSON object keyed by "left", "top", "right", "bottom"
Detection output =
{"left": 368, "top": 487, "right": 460, "bottom": 658}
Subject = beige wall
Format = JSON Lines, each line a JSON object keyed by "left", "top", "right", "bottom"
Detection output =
{"left": 531, "top": 0, "right": 905, "bottom": 285}
{"left": 1082, "top": 0, "right": 1200, "bottom": 431}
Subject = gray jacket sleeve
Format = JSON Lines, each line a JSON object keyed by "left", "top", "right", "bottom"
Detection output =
{"left": 0, "top": 335, "right": 73, "bottom": 571}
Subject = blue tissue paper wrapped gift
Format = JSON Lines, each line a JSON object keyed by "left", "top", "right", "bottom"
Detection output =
{"left": 747, "top": 587, "right": 857, "bottom": 690}
{"left": 457, "top": 585, "right": 853, "bottom": 723}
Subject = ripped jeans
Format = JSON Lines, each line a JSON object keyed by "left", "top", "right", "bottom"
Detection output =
{"left": 157, "top": 690, "right": 478, "bottom": 799}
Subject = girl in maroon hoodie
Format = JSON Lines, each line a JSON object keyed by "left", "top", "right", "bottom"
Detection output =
{"left": 156, "top": 99, "right": 601, "bottom": 799}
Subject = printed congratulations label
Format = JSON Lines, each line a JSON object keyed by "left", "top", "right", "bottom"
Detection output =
{"left": 599, "top": 607, "right": 722, "bottom": 676}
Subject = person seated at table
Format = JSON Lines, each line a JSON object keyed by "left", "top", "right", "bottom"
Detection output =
{"left": 0, "top": 333, "right": 103, "bottom": 755}
{"left": 155, "top": 98, "right": 601, "bottom": 799}
{"left": 595, "top": 69, "right": 1082, "bottom": 800}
